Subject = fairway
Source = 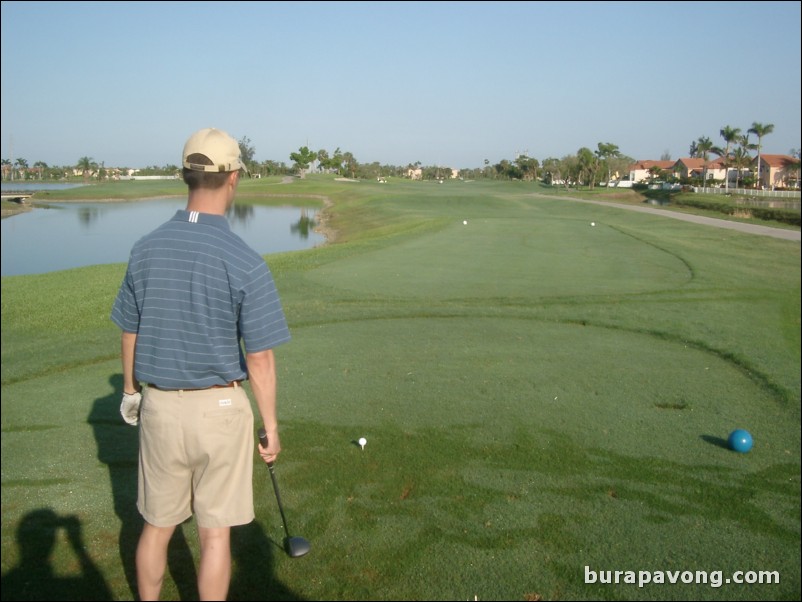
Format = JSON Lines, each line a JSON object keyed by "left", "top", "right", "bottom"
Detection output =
{"left": 307, "top": 214, "right": 692, "bottom": 299}
{"left": 1, "top": 177, "right": 799, "bottom": 601}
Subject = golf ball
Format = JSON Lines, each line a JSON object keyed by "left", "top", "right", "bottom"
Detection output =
{"left": 463, "top": 220, "right": 468, "bottom": 225}
{"left": 591, "top": 222, "right": 596, "bottom": 226}
{"left": 728, "top": 429, "right": 753, "bottom": 453}
{"left": 358, "top": 437, "right": 367, "bottom": 449}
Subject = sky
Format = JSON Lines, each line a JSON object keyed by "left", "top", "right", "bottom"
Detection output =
{"left": 1, "top": 1, "right": 800, "bottom": 170}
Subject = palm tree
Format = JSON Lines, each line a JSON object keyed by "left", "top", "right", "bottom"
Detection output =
{"left": 734, "top": 134, "right": 757, "bottom": 187}
{"left": 14, "top": 158, "right": 28, "bottom": 181}
{"left": 342, "top": 152, "right": 357, "bottom": 179}
{"left": 33, "top": 161, "right": 48, "bottom": 180}
{"left": 696, "top": 136, "right": 714, "bottom": 186}
{"left": 76, "top": 156, "right": 95, "bottom": 182}
{"left": 747, "top": 122, "right": 774, "bottom": 189}
{"left": 717, "top": 126, "right": 741, "bottom": 191}
{"left": 787, "top": 149, "right": 801, "bottom": 189}
{"left": 647, "top": 165, "right": 664, "bottom": 184}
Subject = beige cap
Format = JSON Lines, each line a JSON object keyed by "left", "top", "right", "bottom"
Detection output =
{"left": 182, "top": 127, "right": 246, "bottom": 172}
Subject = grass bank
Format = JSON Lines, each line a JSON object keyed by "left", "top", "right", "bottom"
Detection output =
{"left": 2, "top": 176, "right": 800, "bottom": 600}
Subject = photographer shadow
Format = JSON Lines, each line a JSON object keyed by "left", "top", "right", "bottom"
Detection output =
{"left": 0, "top": 508, "right": 113, "bottom": 601}
{"left": 89, "top": 375, "right": 198, "bottom": 600}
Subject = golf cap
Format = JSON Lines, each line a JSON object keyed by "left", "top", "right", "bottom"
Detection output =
{"left": 182, "top": 127, "right": 247, "bottom": 173}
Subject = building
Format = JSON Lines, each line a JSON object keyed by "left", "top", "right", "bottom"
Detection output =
{"left": 755, "top": 154, "right": 799, "bottom": 189}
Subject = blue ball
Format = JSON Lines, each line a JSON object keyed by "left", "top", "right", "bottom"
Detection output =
{"left": 728, "top": 429, "right": 753, "bottom": 453}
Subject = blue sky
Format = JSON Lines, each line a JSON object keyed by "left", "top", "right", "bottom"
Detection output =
{"left": 2, "top": 1, "right": 800, "bottom": 169}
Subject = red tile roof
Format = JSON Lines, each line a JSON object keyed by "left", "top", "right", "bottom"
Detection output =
{"left": 759, "top": 154, "right": 797, "bottom": 168}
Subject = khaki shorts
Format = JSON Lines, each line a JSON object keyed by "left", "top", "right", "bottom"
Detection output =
{"left": 138, "top": 384, "right": 255, "bottom": 528}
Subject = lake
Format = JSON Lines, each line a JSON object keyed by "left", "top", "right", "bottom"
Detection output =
{"left": 1, "top": 198, "right": 326, "bottom": 276}
{"left": 1, "top": 182, "right": 87, "bottom": 192}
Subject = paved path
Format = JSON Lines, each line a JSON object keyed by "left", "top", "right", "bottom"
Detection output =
{"left": 541, "top": 195, "right": 801, "bottom": 242}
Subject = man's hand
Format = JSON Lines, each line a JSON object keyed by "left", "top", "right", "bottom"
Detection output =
{"left": 120, "top": 391, "right": 142, "bottom": 425}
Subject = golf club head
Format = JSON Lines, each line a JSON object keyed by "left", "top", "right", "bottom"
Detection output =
{"left": 285, "top": 535, "right": 311, "bottom": 558}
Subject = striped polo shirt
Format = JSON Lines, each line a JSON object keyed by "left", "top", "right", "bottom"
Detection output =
{"left": 111, "top": 209, "right": 291, "bottom": 389}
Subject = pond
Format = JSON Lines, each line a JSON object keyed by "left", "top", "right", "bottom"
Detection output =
{"left": 1, "top": 198, "right": 326, "bottom": 276}
{"left": 1, "top": 182, "right": 87, "bottom": 192}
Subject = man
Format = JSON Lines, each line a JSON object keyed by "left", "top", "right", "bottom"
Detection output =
{"left": 111, "top": 127, "right": 291, "bottom": 601}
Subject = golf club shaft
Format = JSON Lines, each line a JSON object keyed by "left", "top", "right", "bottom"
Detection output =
{"left": 258, "top": 428, "right": 291, "bottom": 539}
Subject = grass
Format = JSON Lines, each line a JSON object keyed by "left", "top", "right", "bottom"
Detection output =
{"left": 1, "top": 176, "right": 800, "bottom": 600}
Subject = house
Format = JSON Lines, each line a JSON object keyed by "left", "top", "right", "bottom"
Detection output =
{"left": 755, "top": 154, "right": 799, "bottom": 189}
{"left": 673, "top": 157, "right": 706, "bottom": 181}
{"left": 626, "top": 160, "right": 675, "bottom": 183}
{"left": 700, "top": 156, "right": 729, "bottom": 183}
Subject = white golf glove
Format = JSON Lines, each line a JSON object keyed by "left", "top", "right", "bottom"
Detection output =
{"left": 120, "top": 391, "right": 142, "bottom": 426}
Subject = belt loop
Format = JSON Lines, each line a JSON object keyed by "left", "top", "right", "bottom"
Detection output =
{"left": 232, "top": 381, "right": 239, "bottom": 389}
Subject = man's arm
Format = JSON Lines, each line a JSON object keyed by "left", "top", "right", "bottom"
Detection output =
{"left": 121, "top": 331, "right": 140, "bottom": 394}
{"left": 246, "top": 348, "right": 281, "bottom": 464}
{"left": 119, "top": 331, "right": 142, "bottom": 426}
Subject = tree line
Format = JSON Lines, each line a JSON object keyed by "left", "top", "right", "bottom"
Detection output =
{"left": 3, "top": 121, "right": 799, "bottom": 188}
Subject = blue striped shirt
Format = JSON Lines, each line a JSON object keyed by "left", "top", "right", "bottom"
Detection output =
{"left": 111, "top": 209, "right": 291, "bottom": 389}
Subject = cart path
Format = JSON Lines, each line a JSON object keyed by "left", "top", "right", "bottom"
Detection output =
{"left": 535, "top": 194, "right": 801, "bottom": 242}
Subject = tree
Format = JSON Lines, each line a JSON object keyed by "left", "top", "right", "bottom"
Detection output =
{"left": 341, "top": 151, "right": 357, "bottom": 179}
{"left": 561, "top": 155, "right": 580, "bottom": 188}
{"left": 238, "top": 136, "right": 256, "bottom": 172}
{"left": 14, "top": 158, "right": 29, "bottom": 180}
{"left": 33, "top": 161, "right": 48, "bottom": 180}
{"left": 541, "top": 157, "right": 561, "bottom": 185}
{"left": 76, "top": 156, "right": 96, "bottom": 182}
{"left": 289, "top": 146, "right": 317, "bottom": 179}
{"left": 596, "top": 142, "right": 621, "bottom": 185}
{"left": 747, "top": 122, "right": 774, "bottom": 189}
{"left": 716, "top": 126, "right": 741, "bottom": 191}
{"left": 514, "top": 154, "right": 539, "bottom": 181}
{"left": 316, "top": 149, "right": 330, "bottom": 173}
{"left": 696, "top": 136, "right": 714, "bottom": 185}
{"left": 576, "top": 147, "right": 597, "bottom": 188}
{"left": 328, "top": 148, "right": 345, "bottom": 174}
{"left": 734, "top": 134, "right": 756, "bottom": 187}
{"left": 647, "top": 165, "right": 665, "bottom": 183}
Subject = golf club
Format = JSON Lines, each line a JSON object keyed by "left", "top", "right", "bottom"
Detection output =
{"left": 257, "top": 428, "right": 311, "bottom": 558}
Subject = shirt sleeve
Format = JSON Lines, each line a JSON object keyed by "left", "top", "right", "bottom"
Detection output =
{"left": 110, "top": 266, "right": 141, "bottom": 333}
{"left": 238, "top": 262, "right": 291, "bottom": 353}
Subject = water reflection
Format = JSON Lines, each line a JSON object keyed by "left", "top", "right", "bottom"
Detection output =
{"left": 227, "top": 203, "right": 255, "bottom": 223}
{"left": 78, "top": 206, "right": 103, "bottom": 227}
{"left": 291, "top": 209, "right": 316, "bottom": 239}
{"left": 1, "top": 199, "right": 325, "bottom": 276}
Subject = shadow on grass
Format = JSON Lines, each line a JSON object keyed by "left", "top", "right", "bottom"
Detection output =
{"left": 89, "top": 374, "right": 199, "bottom": 600}
{"left": 229, "top": 521, "right": 307, "bottom": 601}
{"left": 700, "top": 434, "right": 731, "bottom": 450}
{"left": 86, "top": 374, "right": 304, "bottom": 601}
{"left": 0, "top": 508, "right": 113, "bottom": 601}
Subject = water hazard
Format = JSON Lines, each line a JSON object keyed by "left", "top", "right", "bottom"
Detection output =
{"left": 1, "top": 198, "right": 325, "bottom": 276}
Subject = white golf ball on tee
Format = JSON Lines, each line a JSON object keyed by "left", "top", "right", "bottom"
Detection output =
{"left": 358, "top": 437, "right": 367, "bottom": 450}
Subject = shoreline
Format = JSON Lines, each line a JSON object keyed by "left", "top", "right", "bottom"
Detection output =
{"left": 1, "top": 191, "right": 339, "bottom": 245}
